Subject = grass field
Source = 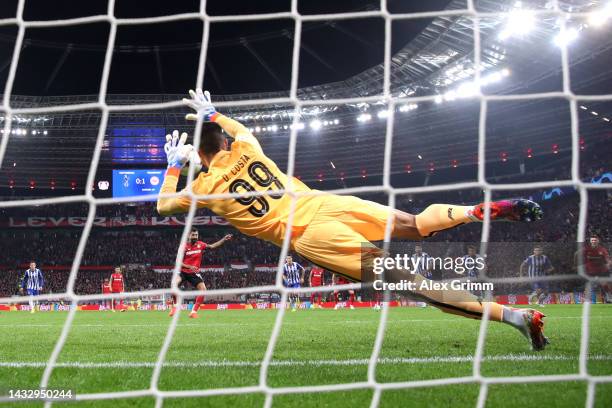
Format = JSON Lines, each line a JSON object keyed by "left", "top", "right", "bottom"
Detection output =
{"left": 0, "top": 304, "right": 610, "bottom": 407}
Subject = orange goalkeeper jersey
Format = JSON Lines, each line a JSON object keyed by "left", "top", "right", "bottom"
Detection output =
{"left": 159, "top": 134, "right": 322, "bottom": 246}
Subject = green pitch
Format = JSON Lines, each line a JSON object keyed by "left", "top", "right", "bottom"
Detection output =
{"left": 0, "top": 305, "right": 610, "bottom": 407}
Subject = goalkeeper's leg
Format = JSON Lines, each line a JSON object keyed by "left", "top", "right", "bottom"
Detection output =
{"left": 383, "top": 267, "right": 548, "bottom": 350}
{"left": 292, "top": 195, "right": 548, "bottom": 350}
{"left": 312, "top": 194, "right": 542, "bottom": 241}
{"left": 393, "top": 198, "right": 543, "bottom": 239}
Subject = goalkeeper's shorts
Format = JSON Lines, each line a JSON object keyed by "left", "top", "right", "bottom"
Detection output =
{"left": 291, "top": 194, "right": 392, "bottom": 282}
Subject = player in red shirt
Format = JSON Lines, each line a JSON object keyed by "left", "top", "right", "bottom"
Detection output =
{"left": 169, "top": 229, "right": 232, "bottom": 318}
{"left": 102, "top": 278, "right": 112, "bottom": 310}
{"left": 333, "top": 273, "right": 356, "bottom": 310}
{"left": 109, "top": 266, "right": 125, "bottom": 312}
{"left": 575, "top": 236, "right": 611, "bottom": 302}
{"left": 309, "top": 266, "right": 325, "bottom": 308}
{"left": 575, "top": 236, "right": 611, "bottom": 276}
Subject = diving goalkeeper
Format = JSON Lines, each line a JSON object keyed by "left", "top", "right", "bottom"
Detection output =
{"left": 157, "top": 89, "right": 548, "bottom": 351}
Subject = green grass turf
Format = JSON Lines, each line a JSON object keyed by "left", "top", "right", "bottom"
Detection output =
{"left": 0, "top": 305, "right": 610, "bottom": 407}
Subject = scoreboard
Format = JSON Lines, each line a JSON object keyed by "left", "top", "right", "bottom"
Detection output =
{"left": 112, "top": 169, "right": 164, "bottom": 200}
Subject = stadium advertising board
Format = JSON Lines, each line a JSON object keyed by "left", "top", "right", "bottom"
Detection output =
{"left": 3, "top": 216, "right": 229, "bottom": 228}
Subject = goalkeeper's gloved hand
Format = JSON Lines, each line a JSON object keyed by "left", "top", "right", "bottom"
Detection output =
{"left": 164, "top": 130, "right": 193, "bottom": 169}
{"left": 183, "top": 88, "right": 217, "bottom": 121}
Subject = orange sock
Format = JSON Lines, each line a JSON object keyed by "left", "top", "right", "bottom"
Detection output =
{"left": 415, "top": 204, "right": 477, "bottom": 237}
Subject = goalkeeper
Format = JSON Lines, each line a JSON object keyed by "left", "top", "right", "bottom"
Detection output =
{"left": 157, "top": 89, "right": 548, "bottom": 351}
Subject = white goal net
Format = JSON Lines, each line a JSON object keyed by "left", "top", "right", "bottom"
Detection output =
{"left": 0, "top": 0, "right": 610, "bottom": 407}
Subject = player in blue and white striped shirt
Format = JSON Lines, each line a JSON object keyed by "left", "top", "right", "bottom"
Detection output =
{"left": 283, "top": 256, "right": 305, "bottom": 311}
{"left": 462, "top": 246, "right": 486, "bottom": 279}
{"left": 21, "top": 261, "right": 44, "bottom": 313}
{"left": 520, "top": 247, "right": 554, "bottom": 306}
{"left": 411, "top": 245, "right": 432, "bottom": 307}
{"left": 411, "top": 245, "right": 433, "bottom": 280}
{"left": 462, "top": 246, "right": 487, "bottom": 300}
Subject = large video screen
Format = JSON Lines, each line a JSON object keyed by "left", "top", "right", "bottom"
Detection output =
{"left": 112, "top": 169, "right": 164, "bottom": 200}
{"left": 110, "top": 127, "right": 166, "bottom": 164}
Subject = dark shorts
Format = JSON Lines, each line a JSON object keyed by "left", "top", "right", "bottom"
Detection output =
{"left": 180, "top": 272, "right": 205, "bottom": 288}
{"left": 26, "top": 289, "right": 39, "bottom": 296}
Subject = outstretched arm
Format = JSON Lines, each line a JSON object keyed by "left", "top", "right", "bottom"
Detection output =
{"left": 157, "top": 130, "right": 194, "bottom": 216}
{"left": 208, "top": 234, "right": 233, "bottom": 249}
{"left": 213, "top": 113, "right": 251, "bottom": 139}
{"left": 183, "top": 89, "right": 252, "bottom": 139}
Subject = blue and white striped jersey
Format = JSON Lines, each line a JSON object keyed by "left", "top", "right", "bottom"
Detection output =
{"left": 462, "top": 254, "right": 485, "bottom": 278}
{"left": 411, "top": 252, "right": 433, "bottom": 279}
{"left": 523, "top": 254, "right": 552, "bottom": 278}
{"left": 22, "top": 268, "right": 44, "bottom": 290}
{"left": 283, "top": 262, "right": 304, "bottom": 286}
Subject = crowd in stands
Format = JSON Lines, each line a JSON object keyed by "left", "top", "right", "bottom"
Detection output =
{"left": 1, "top": 183, "right": 610, "bottom": 301}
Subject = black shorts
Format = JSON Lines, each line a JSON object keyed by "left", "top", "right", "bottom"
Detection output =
{"left": 180, "top": 272, "right": 205, "bottom": 288}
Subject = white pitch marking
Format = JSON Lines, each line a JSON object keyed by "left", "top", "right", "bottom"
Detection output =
{"left": 0, "top": 315, "right": 604, "bottom": 329}
{"left": 1, "top": 354, "right": 610, "bottom": 369}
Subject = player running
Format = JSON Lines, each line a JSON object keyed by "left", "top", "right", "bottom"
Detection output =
{"left": 110, "top": 266, "right": 126, "bottom": 312}
{"left": 282, "top": 255, "right": 305, "bottom": 311}
{"left": 157, "top": 89, "right": 548, "bottom": 351}
{"left": 309, "top": 266, "right": 325, "bottom": 308}
{"left": 20, "top": 261, "right": 44, "bottom": 313}
{"left": 168, "top": 229, "right": 232, "bottom": 318}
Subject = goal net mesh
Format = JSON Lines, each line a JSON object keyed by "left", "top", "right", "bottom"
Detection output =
{"left": 0, "top": 0, "right": 610, "bottom": 406}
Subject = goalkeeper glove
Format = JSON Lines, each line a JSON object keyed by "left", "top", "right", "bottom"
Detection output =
{"left": 164, "top": 130, "right": 193, "bottom": 169}
{"left": 183, "top": 88, "right": 218, "bottom": 122}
